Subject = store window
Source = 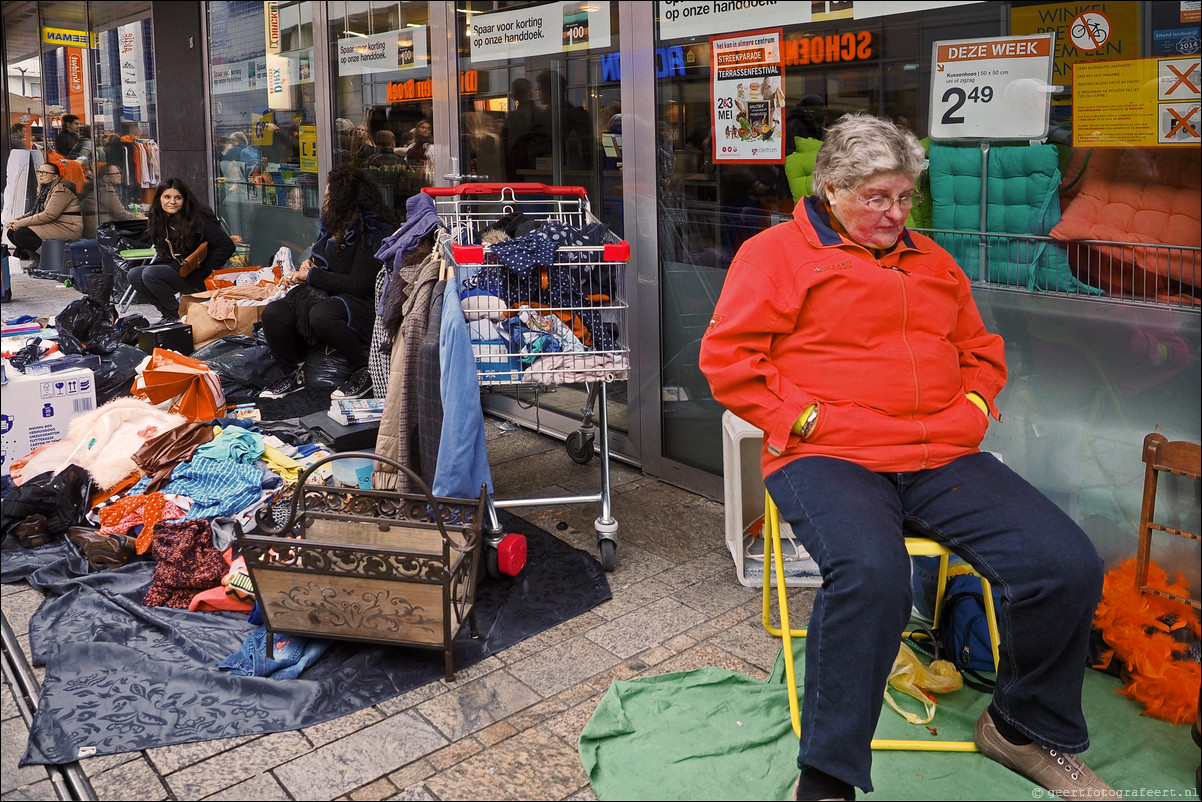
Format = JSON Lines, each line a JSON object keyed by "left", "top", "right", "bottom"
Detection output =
{"left": 452, "top": 1, "right": 629, "bottom": 436}
{"left": 654, "top": 0, "right": 1200, "bottom": 464}
{"left": 85, "top": 2, "right": 155, "bottom": 236}
{"left": 209, "top": 0, "right": 319, "bottom": 266}
{"left": 327, "top": 1, "right": 434, "bottom": 216}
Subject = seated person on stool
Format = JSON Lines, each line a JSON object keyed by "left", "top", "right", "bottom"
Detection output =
{"left": 259, "top": 164, "right": 397, "bottom": 401}
{"left": 130, "top": 178, "right": 235, "bottom": 324}
{"left": 699, "top": 113, "right": 1116, "bottom": 801}
{"left": 6, "top": 162, "right": 83, "bottom": 267}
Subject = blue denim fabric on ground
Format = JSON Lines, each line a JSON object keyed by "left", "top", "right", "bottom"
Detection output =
{"left": 764, "top": 451, "right": 1103, "bottom": 792}
{"left": 218, "top": 625, "right": 330, "bottom": 680}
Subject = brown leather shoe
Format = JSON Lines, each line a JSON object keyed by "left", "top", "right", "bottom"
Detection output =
{"left": 66, "top": 526, "right": 136, "bottom": 569}
{"left": 15, "top": 514, "right": 52, "bottom": 548}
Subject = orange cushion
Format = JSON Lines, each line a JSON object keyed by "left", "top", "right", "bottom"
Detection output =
{"left": 1051, "top": 148, "right": 1201, "bottom": 302}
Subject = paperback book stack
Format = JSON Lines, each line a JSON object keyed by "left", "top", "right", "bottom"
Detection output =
{"left": 328, "top": 397, "right": 386, "bottom": 426}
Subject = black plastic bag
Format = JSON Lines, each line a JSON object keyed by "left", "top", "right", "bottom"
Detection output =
{"left": 94, "top": 344, "right": 147, "bottom": 404}
{"left": 86, "top": 319, "right": 122, "bottom": 355}
{"left": 56, "top": 297, "right": 112, "bottom": 342}
{"left": 97, "top": 219, "right": 152, "bottom": 299}
{"left": 115, "top": 314, "right": 151, "bottom": 345}
{"left": 191, "top": 335, "right": 284, "bottom": 399}
{"left": 302, "top": 345, "right": 353, "bottom": 389}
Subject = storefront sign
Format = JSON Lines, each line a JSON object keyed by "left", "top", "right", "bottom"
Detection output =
{"left": 212, "top": 58, "right": 268, "bottom": 95}
{"left": 386, "top": 71, "right": 479, "bottom": 103}
{"left": 299, "top": 125, "right": 317, "bottom": 173}
{"left": 469, "top": 1, "right": 612, "bottom": 64}
{"left": 42, "top": 27, "right": 96, "bottom": 47}
{"left": 337, "top": 28, "right": 429, "bottom": 76}
{"left": 1011, "top": 1, "right": 1139, "bottom": 81}
{"left": 118, "top": 22, "right": 148, "bottom": 122}
{"left": 711, "top": 28, "right": 784, "bottom": 164}
{"left": 659, "top": 1, "right": 977, "bottom": 42}
{"left": 784, "top": 30, "right": 873, "bottom": 66}
{"left": 265, "top": 1, "right": 281, "bottom": 55}
{"left": 266, "top": 53, "right": 295, "bottom": 110}
{"left": 66, "top": 49, "right": 87, "bottom": 123}
{"left": 929, "top": 33, "right": 1055, "bottom": 140}
{"left": 1073, "top": 56, "right": 1202, "bottom": 146}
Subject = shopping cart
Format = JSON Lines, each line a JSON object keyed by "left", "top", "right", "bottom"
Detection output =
{"left": 423, "top": 183, "right": 631, "bottom": 572}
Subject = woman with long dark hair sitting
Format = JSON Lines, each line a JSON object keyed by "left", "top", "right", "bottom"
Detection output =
{"left": 128, "top": 178, "right": 236, "bottom": 323}
{"left": 259, "top": 164, "right": 398, "bottom": 400}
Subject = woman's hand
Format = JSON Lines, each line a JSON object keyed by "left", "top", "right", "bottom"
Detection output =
{"left": 281, "top": 264, "right": 311, "bottom": 288}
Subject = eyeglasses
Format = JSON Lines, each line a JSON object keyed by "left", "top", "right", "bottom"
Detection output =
{"left": 843, "top": 188, "right": 923, "bottom": 213}
{"left": 37, "top": 170, "right": 57, "bottom": 176}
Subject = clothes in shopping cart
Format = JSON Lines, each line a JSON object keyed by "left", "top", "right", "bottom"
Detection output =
{"left": 463, "top": 220, "right": 618, "bottom": 352}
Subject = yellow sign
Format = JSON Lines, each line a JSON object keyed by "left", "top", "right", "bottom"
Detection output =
{"left": 299, "top": 125, "right": 317, "bottom": 173}
{"left": 1073, "top": 56, "right": 1202, "bottom": 147}
{"left": 42, "top": 27, "right": 97, "bottom": 47}
{"left": 1011, "top": 1, "right": 1139, "bottom": 82}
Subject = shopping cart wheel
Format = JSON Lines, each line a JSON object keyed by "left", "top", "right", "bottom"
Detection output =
{"left": 598, "top": 538, "right": 616, "bottom": 572}
{"left": 486, "top": 533, "right": 527, "bottom": 579}
{"left": 566, "top": 430, "right": 595, "bottom": 464}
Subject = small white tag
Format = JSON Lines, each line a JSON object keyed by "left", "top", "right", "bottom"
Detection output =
{"left": 77, "top": 746, "right": 97, "bottom": 758}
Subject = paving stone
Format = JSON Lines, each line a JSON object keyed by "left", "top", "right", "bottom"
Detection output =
{"left": 505, "top": 638, "right": 622, "bottom": 697}
{"left": 1, "top": 717, "right": 48, "bottom": 794}
{"left": 0, "top": 777, "right": 59, "bottom": 801}
{"left": 303, "top": 705, "right": 385, "bottom": 748}
{"left": 416, "top": 669, "right": 541, "bottom": 741}
{"left": 421, "top": 724, "right": 587, "bottom": 801}
{"left": 271, "top": 710, "right": 447, "bottom": 800}
{"left": 145, "top": 733, "right": 260, "bottom": 774}
{"left": 88, "top": 755, "right": 169, "bottom": 800}
{"left": 584, "top": 597, "right": 709, "bottom": 659}
{"left": 201, "top": 772, "right": 291, "bottom": 801}
{"left": 347, "top": 776, "right": 400, "bottom": 800}
{"left": 165, "top": 730, "right": 312, "bottom": 799}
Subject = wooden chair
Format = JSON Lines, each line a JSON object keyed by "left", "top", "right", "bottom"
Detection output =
{"left": 1134, "top": 432, "right": 1201, "bottom": 610}
{"left": 762, "top": 489, "right": 1001, "bottom": 750}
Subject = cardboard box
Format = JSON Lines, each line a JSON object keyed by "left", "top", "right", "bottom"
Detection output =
{"left": 0, "top": 362, "right": 97, "bottom": 477}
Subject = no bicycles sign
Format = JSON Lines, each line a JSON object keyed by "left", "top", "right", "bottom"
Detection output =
{"left": 1068, "top": 11, "right": 1112, "bottom": 53}
{"left": 929, "top": 33, "right": 1057, "bottom": 141}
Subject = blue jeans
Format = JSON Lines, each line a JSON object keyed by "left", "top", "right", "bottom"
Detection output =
{"left": 765, "top": 452, "right": 1103, "bottom": 792}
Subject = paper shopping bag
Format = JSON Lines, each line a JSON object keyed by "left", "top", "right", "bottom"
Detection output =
{"left": 132, "top": 348, "right": 227, "bottom": 421}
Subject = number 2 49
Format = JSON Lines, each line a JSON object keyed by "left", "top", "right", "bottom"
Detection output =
{"left": 940, "top": 85, "right": 993, "bottom": 124}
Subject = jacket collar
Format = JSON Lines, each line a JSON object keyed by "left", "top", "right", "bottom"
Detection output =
{"left": 793, "top": 195, "right": 924, "bottom": 256}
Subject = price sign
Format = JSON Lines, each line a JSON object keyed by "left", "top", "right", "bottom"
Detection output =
{"left": 930, "top": 33, "right": 1056, "bottom": 140}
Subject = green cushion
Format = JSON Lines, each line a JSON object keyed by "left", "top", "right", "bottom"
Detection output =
{"left": 784, "top": 137, "right": 822, "bottom": 203}
{"left": 929, "top": 142, "right": 1101, "bottom": 294}
{"left": 119, "top": 247, "right": 156, "bottom": 259}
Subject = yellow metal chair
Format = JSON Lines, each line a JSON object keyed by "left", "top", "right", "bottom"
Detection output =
{"left": 762, "top": 489, "right": 1001, "bottom": 750}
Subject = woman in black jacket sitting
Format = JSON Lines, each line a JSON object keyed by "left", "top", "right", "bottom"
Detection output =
{"left": 129, "top": 178, "right": 236, "bottom": 323}
{"left": 259, "top": 164, "right": 397, "bottom": 400}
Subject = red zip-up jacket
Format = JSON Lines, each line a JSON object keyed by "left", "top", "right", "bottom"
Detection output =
{"left": 699, "top": 196, "right": 1007, "bottom": 478}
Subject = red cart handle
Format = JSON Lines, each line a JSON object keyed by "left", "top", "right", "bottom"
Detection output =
{"left": 423, "top": 182, "right": 588, "bottom": 198}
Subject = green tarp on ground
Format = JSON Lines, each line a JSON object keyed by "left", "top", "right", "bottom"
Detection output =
{"left": 580, "top": 642, "right": 1199, "bottom": 801}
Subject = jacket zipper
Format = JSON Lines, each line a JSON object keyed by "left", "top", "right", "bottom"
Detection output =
{"left": 886, "top": 262, "right": 930, "bottom": 468}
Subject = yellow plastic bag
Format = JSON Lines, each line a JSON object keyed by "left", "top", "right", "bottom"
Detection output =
{"left": 884, "top": 642, "right": 964, "bottom": 724}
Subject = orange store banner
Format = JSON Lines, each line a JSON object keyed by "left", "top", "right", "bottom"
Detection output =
{"left": 66, "top": 48, "right": 87, "bottom": 121}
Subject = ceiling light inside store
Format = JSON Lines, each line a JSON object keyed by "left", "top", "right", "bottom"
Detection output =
{"left": 582, "top": 3, "right": 601, "bottom": 11}
{"left": 343, "top": 30, "right": 367, "bottom": 37}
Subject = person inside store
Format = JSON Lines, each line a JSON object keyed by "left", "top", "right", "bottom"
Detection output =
{"left": 5, "top": 162, "right": 83, "bottom": 268}
{"left": 258, "top": 164, "right": 398, "bottom": 401}
{"left": 128, "top": 177, "right": 236, "bottom": 324}
{"left": 349, "top": 123, "right": 375, "bottom": 163}
{"left": 9, "top": 122, "right": 30, "bottom": 150}
{"left": 54, "top": 114, "right": 83, "bottom": 159}
{"left": 402, "top": 119, "right": 434, "bottom": 164}
{"left": 368, "top": 130, "right": 402, "bottom": 167}
{"left": 698, "top": 113, "right": 1116, "bottom": 802}
{"left": 535, "top": 69, "right": 592, "bottom": 170}
{"left": 503, "top": 77, "right": 538, "bottom": 180}
{"left": 93, "top": 165, "right": 142, "bottom": 224}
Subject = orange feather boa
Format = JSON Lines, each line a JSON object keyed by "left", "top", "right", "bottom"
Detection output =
{"left": 1093, "top": 558, "right": 1200, "bottom": 725}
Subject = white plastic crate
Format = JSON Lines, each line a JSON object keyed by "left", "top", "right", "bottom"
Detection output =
{"left": 721, "top": 411, "right": 820, "bottom": 588}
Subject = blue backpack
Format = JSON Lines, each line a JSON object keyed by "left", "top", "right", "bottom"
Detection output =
{"left": 938, "top": 573, "right": 1002, "bottom": 688}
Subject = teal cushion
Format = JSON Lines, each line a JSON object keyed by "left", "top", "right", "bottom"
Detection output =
{"left": 929, "top": 142, "right": 1101, "bottom": 294}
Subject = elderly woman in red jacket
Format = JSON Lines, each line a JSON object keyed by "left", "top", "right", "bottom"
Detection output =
{"left": 699, "top": 114, "right": 1114, "bottom": 801}
{"left": 6, "top": 162, "right": 83, "bottom": 265}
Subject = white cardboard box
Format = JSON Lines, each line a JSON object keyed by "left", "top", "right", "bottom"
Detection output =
{"left": 0, "top": 362, "right": 97, "bottom": 477}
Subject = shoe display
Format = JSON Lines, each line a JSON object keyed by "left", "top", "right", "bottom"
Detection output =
{"left": 66, "top": 526, "right": 137, "bottom": 569}
{"left": 974, "top": 709, "right": 1121, "bottom": 799}
{"left": 331, "top": 366, "right": 373, "bottom": 400}
{"left": 259, "top": 366, "right": 306, "bottom": 399}
{"left": 15, "top": 514, "right": 52, "bottom": 548}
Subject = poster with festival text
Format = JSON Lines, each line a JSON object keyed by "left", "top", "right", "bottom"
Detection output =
{"left": 711, "top": 28, "right": 785, "bottom": 164}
